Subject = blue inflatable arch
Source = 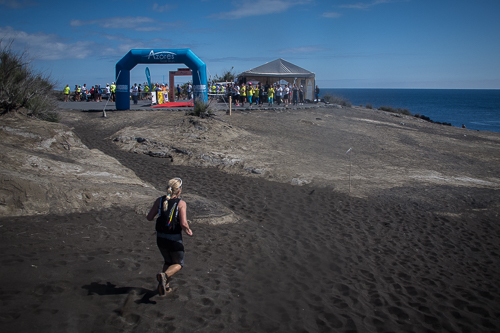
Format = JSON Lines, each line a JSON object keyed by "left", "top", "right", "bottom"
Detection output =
{"left": 115, "top": 49, "right": 207, "bottom": 110}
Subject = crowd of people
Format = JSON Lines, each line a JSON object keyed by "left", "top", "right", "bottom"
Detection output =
{"left": 63, "top": 83, "right": 116, "bottom": 102}
{"left": 62, "top": 81, "right": 320, "bottom": 106}
{"left": 219, "top": 82, "right": 319, "bottom": 107}
{"left": 150, "top": 83, "right": 193, "bottom": 105}
{"left": 62, "top": 82, "right": 194, "bottom": 104}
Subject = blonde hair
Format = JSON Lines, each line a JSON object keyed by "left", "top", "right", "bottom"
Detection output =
{"left": 164, "top": 177, "right": 182, "bottom": 203}
{"left": 162, "top": 178, "right": 182, "bottom": 211}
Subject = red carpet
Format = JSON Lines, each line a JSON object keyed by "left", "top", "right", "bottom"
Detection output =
{"left": 151, "top": 100, "right": 194, "bottom": 108}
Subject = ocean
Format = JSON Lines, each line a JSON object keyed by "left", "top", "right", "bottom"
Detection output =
{"left": 320, "top": 89, "right": 500, "bottom": 133}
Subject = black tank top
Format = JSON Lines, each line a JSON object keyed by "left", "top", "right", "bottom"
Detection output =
{"left": 155, "top": 197, "right": 182, "bottom": 234}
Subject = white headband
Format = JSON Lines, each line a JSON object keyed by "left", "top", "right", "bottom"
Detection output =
{"left": 173, "top": 177, "right": 182, "bottom": 188}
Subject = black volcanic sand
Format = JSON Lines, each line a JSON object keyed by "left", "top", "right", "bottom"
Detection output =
{"left": 1, "top": 110, "right": 499, "bottom": 332}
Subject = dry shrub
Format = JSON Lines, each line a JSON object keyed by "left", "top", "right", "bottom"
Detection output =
{"left": 0, "top": 40, "right": 58, "bottom": 121}
{"left": 323, "top": 94, "right": 352, "bottom": 107}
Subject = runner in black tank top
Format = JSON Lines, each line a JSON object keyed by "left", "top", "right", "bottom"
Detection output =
{"left": 147, "top": 177, "right": 193, "bottom": 295}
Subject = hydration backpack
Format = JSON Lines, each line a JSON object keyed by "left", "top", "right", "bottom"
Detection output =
{"left": 155, "top": 196, "right": 181, "bottom": 233}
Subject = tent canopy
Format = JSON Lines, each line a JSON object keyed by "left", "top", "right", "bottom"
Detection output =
{"left": 239, "top": 58, "right": 315, "bottom": 78}
{"left": 238, "top": 58, "right": 316, "bottom": 100}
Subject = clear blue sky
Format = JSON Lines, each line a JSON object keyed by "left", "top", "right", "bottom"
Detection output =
{"left": 1, "top": 0, "right": 499, "bottom": 89}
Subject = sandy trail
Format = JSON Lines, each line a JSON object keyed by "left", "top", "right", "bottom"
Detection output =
{"left": 1, "top": 105, "right": 499, "bottom": 332}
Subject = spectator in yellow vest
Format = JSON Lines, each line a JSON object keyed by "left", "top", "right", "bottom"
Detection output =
{"left": 247, "top": 83, "right": 253, "bottom": 105}
{"left": 268, "top": 86, "right": 275, "bottom": 106}
{"left": 240, "top": 84, "right": 246, "bottom": 107}
{"left": 63, "top": 84, "right": 70, "bottom": 102}
{"left": 110, "top": 82, "right": 116, "bottom": 102}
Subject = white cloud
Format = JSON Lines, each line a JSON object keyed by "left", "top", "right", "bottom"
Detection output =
{"left": 322, "top": 12, "right": 342, "bottom": 18}
{"left": 99, "top": 34, "right": 173, "bottom": 53}
{"left": 70, "top": 16, "right": 167, "bottom": 32}
{"left": 213, "top": 0, "right": 311, "bottom": 19}
{"left": 340, "top": 0, "right": 408, "bottom": 10}
{"left": 99, "top": 33, "right": 171, "bottom": 47}
{"left": 278, "top": 45, "right": 328, "bottom": 54}
{"left": 0, "top": 0, "right": 37, "bottom": 9}
{"left": 0, "top": 27, "right": 168, "bottom": 61}
{"left": 0, "top": 26, "right": 94, "bottom": 60}
{"left": 206, "top": 56, "right": 270, "bottom": 63}
{"left": 152, "top": 3, "right": 174, "bottom": 13}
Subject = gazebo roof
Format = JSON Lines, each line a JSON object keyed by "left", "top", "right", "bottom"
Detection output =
{"left": 239, "top": 58, "right": 315, "bottom": 78}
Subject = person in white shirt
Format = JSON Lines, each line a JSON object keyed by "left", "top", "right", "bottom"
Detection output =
{"left": 277, "top": 85, "right": 283, "bottom": 106}
{"left": 234, "top": 85, "right": 240, "bottom": 106}
{"left": 132, "top": 83, "right": 139, "bottom": 105}
{"left": 82, "top": 84, "right": 88, "bottom": 102}
{"left": 284, "top": 85, "right": 290, "bottom": 106}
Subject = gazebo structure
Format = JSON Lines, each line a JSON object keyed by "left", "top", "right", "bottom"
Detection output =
{"left": 238, "top": 58, "right": 316, "bottom": 100}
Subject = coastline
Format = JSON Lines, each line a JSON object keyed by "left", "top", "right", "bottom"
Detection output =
{"left": 1, "top": 103, "right": 499, "bottom": 332}
{"left": 319, "top": 88, "right": 500, "bottom": 133}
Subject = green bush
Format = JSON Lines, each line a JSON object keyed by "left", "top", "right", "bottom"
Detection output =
{"left": 0, "top": 40, "right": 58, "bottom": 121}
{"left": 212, "top": 67, "right": 236, "bottom": 83}
{"left": 180, "top": 82, "right": 190, "bottom": 98}
{"left": 414, "top": 113, "right": 451, "bottom": 126}
{"left": 323, "top": 94, "right": 352, "bottom": 107}
{"left": 190, "top": 100, "right": 214, "bottom": 118}
{"left": 54, "top": 89, "right": 66, "bottom": 102}
{"left": 366, "top": 104, "right": 373, "bottom": 109}
{"left": 378, "top": 105, "right": 412, "bottom": 116}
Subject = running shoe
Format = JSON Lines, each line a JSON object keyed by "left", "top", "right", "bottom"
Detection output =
{"left": 157, "top": 273, "right": 167, "bottom": 296}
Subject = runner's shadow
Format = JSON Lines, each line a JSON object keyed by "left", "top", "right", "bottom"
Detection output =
{"left": 82, "top": 281, "right": 158, "bottom": 304}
